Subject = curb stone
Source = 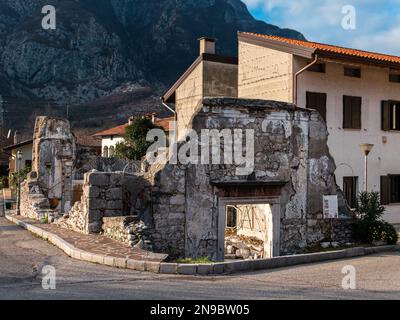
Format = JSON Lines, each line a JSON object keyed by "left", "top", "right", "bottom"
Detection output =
{"left": 5, "top": 214, "right": 400, "bottom": 275}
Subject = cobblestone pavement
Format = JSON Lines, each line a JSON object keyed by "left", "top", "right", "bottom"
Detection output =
{"left": 1, "top": 217, "right": 400, "bottom": 300}
{"left": 13, "top": 216, "right": 166, "bottom": 262}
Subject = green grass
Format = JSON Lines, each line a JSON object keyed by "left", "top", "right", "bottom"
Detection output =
{"left": 174, "top": 257, "right": 213, "bottom": 264}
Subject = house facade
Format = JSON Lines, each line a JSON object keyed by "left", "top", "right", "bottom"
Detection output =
{"left": 3, "top": 139, "right": 33, "bottom": 174}
{"left": 94, "top": 115, "right": 175, "bottom": 158}
{"left": 237, "top": 32, "right": 400, "bottom": 225}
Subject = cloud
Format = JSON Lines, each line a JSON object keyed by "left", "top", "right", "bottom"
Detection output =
{"left": 242, "top": 0, "right": 400, "bottom": 55}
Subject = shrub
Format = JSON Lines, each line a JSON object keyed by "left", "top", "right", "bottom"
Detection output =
{"left": 353, "top": 191, "right": 398, "bottom": 245}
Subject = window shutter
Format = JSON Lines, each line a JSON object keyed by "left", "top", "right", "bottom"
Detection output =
{"left": 317, "top": 93, "right": 327, "bottom": 122}
{"left": 381, "top": 176, "right": 391, "bottom": 205}
{"left": 352, "top": 97, "right": 362, "bottom": 129}
{"left": 343, "top": 96, "right": 352, "bottom": 128}
{"left": 381, "top": 101, "right": 391, "bottom": 131}
{"left": 306, "top": 92, "right": 327, "bottom": 122}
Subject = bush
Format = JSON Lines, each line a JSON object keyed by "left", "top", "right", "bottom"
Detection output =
{"left": 353, "top": 192, "right": 398, "bottom": 245}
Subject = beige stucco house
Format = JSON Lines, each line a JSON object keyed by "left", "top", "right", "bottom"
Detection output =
{"left": 162, "top": 37, "right": 239, "bottom": 140}
{"left": 237, "top": 32, "right": 400, "bottom": 225}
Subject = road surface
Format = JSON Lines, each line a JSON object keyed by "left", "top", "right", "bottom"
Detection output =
{"left": 0, "top": 217, "right": 399, "bottom": 300}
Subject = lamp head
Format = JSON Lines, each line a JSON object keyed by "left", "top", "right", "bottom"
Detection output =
{"left": 360, "top": 143, "right": 374, "bottom": 156}
{"left": 17, "top": 150, "right": 23, "bottom": 160}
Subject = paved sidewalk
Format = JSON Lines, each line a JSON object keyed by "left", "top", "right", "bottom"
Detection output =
{"left": 8, "top": 215, "right": 166, "bottom": 263}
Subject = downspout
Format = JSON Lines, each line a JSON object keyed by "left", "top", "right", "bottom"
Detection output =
{"left": 161, "top": 98, "right": 177, "bottom": 144}
{"left": 293, "top": 54, "right": 319, "bottom": 105}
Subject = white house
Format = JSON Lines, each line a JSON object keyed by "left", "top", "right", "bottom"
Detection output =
{"left": 237, "top": 32, "right": 400, "bottom": 225}
{"left": 94, "top": 115, "right": 175, "bottom": 158}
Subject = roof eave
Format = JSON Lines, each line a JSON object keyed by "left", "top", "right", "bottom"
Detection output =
{"left": 238, "top": 32, "right": 315, "bottom": 59}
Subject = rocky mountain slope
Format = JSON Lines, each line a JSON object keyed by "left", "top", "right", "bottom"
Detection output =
{"left": 0, "top": 0, "right": 304, "bottom": 133}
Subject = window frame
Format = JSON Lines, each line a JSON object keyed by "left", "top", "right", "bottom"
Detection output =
{"left": 343, "top": 95, "right": 362, "bottom": 130}
{"left": 344, "top": 66, "right": 361, "bottom": 78}
{"left": 305, "top": 91, "right": 327, "bottom": 122}
{"left": 343, "top": 176, "right": 358, "bottom": 209}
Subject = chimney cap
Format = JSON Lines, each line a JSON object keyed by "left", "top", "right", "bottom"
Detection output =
{"left": 198, "top": 36, "right": 216, "bottom": 42}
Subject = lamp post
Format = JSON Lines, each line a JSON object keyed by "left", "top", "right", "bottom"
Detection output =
{"left": 359, "top": 144, "right": 374, "bottom": 192}
{"left": 16, "top": 150, "right": 22, "bottom": 215}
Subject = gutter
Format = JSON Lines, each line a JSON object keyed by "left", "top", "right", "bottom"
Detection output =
{"left": 161, "top": 99, "right": 177, "bottom": 143}
{"left": 293, "top": 54, "right": 319, "bottom": 105}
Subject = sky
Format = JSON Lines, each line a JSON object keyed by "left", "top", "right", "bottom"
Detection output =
{"left": 243, "top": 0, "right": 400, "bottom": 56}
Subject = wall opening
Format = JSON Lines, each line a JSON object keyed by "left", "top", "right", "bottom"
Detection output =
{"left": 218, "top": 197, "right": 280, "bottom": 262}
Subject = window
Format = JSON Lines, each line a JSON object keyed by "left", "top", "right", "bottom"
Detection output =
{"left": 381, "top": 100, "right": 400, "bottom": 131}
{"left": 306, "top": 92, "right": 327, "bottom": 121}
{"left": 343, "top": 177, "right": 358, "bottom": 209}
{"left": 344, "top": 67, "right": 361, "bottom": 78}
{"left": 109, "top": 146, "right": 115, "bottom": 158}
{"left": 343, "top": 96, "right": 362, "bottom": 129}
{"left": 381, "top": 175, "right": 400, "bottom": 205}
{"left": 389, "top": 73, "right": 400, "bottom": 83}
{"left": 25, "top": 160, "right": 32, "bottom": 168}
{"left": 103, "top": 146, "right": 109, "bottom": 158}
{"left": 307, "top": 63, "right": 326, "bottom": 73}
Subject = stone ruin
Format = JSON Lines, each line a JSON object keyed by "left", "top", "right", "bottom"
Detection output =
{"left": 20, "top": 99, "right": 355, "bottom": 261}
{"left": 21, "top": 117, "right": 76, "bottom": 221}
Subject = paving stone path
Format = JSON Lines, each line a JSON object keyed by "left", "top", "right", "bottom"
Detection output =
{"left": 12, "top": 216, "right": 166, "bottom": 262}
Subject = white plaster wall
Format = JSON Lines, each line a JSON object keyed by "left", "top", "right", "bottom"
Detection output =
{"left": 295, "top": 56, "right": 400, "bottom": 224}
{"left": 101, "top": 136, "right": 124, "bottom": 157}
{"left": 238, "top": 41, "right": 293, "bottom": 102}
{"left": 12, "top": 144, "right": 33, "bottom": 172}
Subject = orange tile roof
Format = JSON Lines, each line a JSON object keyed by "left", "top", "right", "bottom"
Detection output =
{"left": 93, "top": 117, "right": 175, "bottom": 137}
{"left": 154, "top": 117, "right": 175, "bottom": 131}
{"left": 93, "top": 123, "right": 129, "bottom": 137}
{"left": 241, "top": 32, "right": 400, "bottom": 66}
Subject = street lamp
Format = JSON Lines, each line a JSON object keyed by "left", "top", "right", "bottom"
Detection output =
{"left": 16, "top": 150, "right": 22, "bottom": 215}
{"left": 359, "top": 143, "right": 374, "bottom": 192}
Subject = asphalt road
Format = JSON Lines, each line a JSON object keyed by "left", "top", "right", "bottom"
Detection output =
{"left": 0, "top": 217, "right": 399, "bottom": 300}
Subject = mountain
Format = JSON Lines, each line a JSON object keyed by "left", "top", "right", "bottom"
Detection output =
{"left": 0, "top": 0, "right": 305, "bottom": 133}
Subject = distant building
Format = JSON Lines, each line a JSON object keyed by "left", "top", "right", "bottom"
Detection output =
{"left": 3, "top": 139, "right": 33, "bottom": 174}
{"left": 93, "top": 114, "right": 175, "bottom": 158}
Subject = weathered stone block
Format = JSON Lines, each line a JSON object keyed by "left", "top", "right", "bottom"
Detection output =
{"left": 159, "top": 263, "right": 178, "bottom": 274}
{"left": 88, "top": 199, "right": 107, "bottom": 210}
{"left": 106, "top": 200, "right": 123, "bottom": 210}
{"left": 177, "top": 264, "right": 197, "bottom": 275}
{"left": 127, "top": 259, "right": 146, "bottom": 271}
{"left": 105, "top": 188, "right": 123, "bottom": 200}
{"left": 88, "top": 173, "right": 110, "bottom": 186}
{"left": 170, "top": 195, "right": 185, "bottom": 205}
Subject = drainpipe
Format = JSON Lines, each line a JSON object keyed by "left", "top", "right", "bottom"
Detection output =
{"left": 161, "top": 98, "right": 177, "bottom": 143}
{"left": 293, "top": 54, "right": 319, "bottom": 105}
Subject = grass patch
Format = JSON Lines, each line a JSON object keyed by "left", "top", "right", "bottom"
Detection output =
{"left": 174, "top": 257, "right": 213, "bottom": 264}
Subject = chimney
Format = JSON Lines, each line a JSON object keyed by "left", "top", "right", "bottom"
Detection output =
{"left": 128, "top": 116, "right": 134, "bottom": 125}
{"left": 14, "top": 130, "right": 21, "bottom": 144}
{"left": 199, "top": 37, "right": 216, "bottom": 55}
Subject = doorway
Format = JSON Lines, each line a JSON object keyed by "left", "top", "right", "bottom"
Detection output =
{"left": 218, "top": 197, "right": 280, "bottom": 261}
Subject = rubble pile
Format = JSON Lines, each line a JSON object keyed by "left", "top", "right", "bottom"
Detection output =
{"left": 225, "top": 230, "right": 265, "bottom": 260}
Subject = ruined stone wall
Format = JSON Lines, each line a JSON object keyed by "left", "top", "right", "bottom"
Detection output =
{"left": 145, "top": 98, "right": 354, "bottom": 259}
{"left": 31, "top": 117, "right": 76, "bottom": 214}
{"left": 58, "top": 171, "right": 150, "bottom": 234}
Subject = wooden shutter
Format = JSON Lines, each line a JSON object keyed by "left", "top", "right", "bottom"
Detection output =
{"left": 381, "top": 175, "right": 391, "bottom": 205}
{"left": 381, "top": 101, "right": 391, "bottom": 131}
{"left": 351, "top": 97, "right": 362, "bottom": 129}
{"left": 343, "top": 96, "right": 352, "bottom": 128}
{"left": 306, "top": 92, "right": 327, "bottom": 122}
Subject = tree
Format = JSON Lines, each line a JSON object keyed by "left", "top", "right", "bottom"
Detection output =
{"left": 115, "top": 117, "right": 162, "bottom": 161}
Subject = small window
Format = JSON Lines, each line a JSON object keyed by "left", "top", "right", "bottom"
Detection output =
{"left": 343, "top": 95, "right": 362, "bottom": 129}
{"left": 103, "top": 146, "right": 109, "bottom": 158}
{"left": 382, "top": 100, "right": 400, "bottom": 131}
{"left": 343, "top": 177, "right": 358, "bottom": 209}
{"left": 344, "top": 67, "right": 361, "bottom": 78}
{"left": 307, "top": 63, "right": 326, "bottom": 73}
{"left": 381, "top": 175, "right": 400, "bottom": 204}
{"left": 109, "top": 146, "right": 115, "bottom": 157}
{"left": 389, "top": 74, "right": 400, "bottom": 83}
{"left": 306, "top": 92, "right": 327, "bottom": 121}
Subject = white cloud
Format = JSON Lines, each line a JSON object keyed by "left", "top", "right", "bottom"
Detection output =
{"left": 242, "top": 0, "right": 400, "bottom": 55}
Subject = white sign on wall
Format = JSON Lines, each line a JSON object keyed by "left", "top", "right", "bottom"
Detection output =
{"left": 323, "top": 195, "right": 339, "bottom": 219}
